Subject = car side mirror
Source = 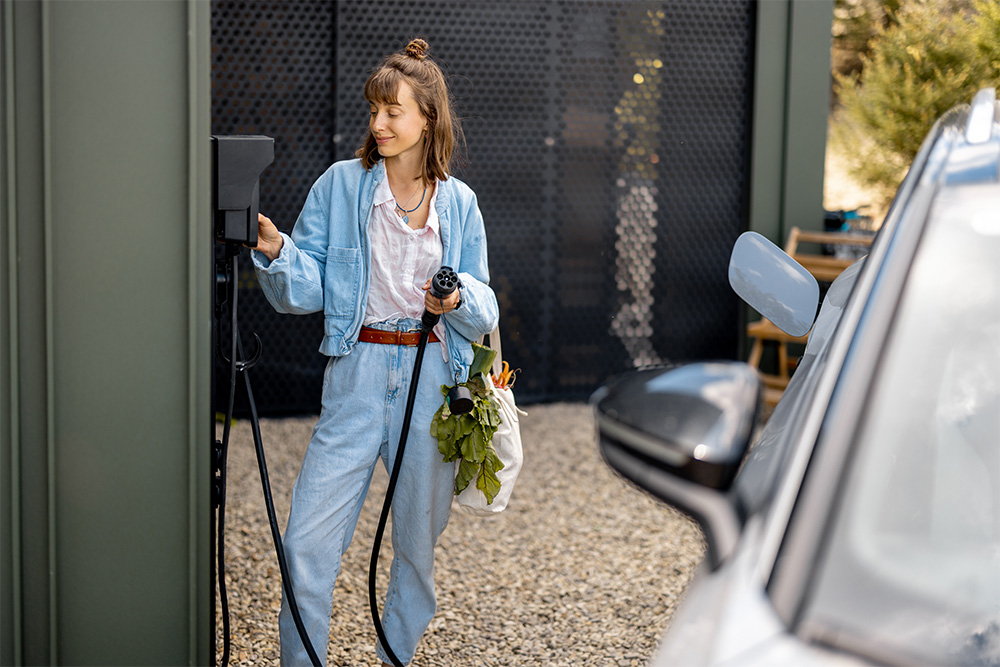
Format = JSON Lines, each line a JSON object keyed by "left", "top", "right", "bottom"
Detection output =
{"left": 729, "top": 231, "right": 819, "bottom": 337}
{"left": 592, "top": 362, "right": 760, "bottom": 569}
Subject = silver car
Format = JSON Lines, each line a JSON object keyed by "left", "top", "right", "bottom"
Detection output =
{"left": 593, "top": 88, "right": 1000, "bottom": 666}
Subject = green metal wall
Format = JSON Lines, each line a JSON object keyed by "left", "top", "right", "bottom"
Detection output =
{"left": 0, "top": 0, "right": 830, "bottom": 663}
{"left": 1, "top": 0, "right": 212, "bottom": 664}
{"left": 750, "top": 0, "right": 835, "bottom": 244}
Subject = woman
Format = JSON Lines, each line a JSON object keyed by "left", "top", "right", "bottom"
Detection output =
{"left": 251, "top": 38, "right": 498, "bottom": 666}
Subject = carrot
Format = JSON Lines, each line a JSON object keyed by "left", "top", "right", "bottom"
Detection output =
{"left": 492, "top": 361, "right": 519, "bottom": 390}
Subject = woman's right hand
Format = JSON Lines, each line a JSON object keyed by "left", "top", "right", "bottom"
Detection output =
{"left": 254, "top": 213, "right": 284, "bottom": 261}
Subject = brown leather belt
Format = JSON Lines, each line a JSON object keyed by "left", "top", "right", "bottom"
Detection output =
{"left": 358, "top": 326, "right": 440, "bottom": 346}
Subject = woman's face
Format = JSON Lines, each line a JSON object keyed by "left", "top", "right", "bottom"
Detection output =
{"left": 369, "top": 81, "right": 428, "bottom": 163}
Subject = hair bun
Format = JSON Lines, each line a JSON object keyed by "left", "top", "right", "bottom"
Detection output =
{"left": 405, "top": 38, "right": 429, "bottom": 60}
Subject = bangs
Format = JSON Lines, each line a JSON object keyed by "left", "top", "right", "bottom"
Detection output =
{"left": 364, "top": 68, "right": 404, "bottom": 106}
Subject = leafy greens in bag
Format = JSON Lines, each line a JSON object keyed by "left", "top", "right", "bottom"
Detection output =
{"left": 430, "top": 343, "right": 505, "bottom": 503}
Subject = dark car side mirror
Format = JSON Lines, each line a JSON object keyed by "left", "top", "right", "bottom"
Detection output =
{"left": 592, "top": 362, "right": 760, "bottom": 569}
{"left": 592, "top": 231, "right": 816, "bottom": 569}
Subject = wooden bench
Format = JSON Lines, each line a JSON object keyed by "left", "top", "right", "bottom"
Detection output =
{"left": 747, "top": 226, "right": 873, "bottom": 406}
{"left": 786, "top": 227, "right": 875, "bottom": 282}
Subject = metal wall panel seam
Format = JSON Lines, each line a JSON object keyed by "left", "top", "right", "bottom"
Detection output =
{"left": 40, "top": 1, "right": 57, "bottom": 659}
{"left": 537, "top": 2, "right": 559, "bottom": 396}
{"left": 780, "top": 0, "right": 833, "bottom": 240}
{"left": 187, "top": 0, "right": 197, "bottom": 654}
{"left": 778, "top": 1, "right": 794, "bottom": 244}
{"left": 3, "top": 0, "right": 23, "bottom": 661}
{"left": 748, "top": 0, "right": 790, "bottom": 245}
{"left": 185, "top": 0, "right": 209, "bottom": 662}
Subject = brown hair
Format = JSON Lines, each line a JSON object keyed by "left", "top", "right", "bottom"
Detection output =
{"left": 356, "top": 38, "right": 463, "bottom": 184}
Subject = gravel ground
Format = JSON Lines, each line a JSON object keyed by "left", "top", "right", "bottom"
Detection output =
{"left": 215, "top": 401, "right": 705, "bottom": 666}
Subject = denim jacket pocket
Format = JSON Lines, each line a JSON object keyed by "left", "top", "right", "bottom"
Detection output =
{"left": 323, "top": 246, "right": 362, "bottom": 319}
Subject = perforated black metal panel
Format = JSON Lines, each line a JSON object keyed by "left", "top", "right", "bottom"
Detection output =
{"left": 213, "top": 0, "right": 754, "bottom": 413}
{"left": 212, "top": 0, "right": 335, "bottom": 414}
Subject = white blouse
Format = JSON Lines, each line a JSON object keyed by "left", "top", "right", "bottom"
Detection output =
{"left": 363, "top": 175, "right": 447, "bottom": 358}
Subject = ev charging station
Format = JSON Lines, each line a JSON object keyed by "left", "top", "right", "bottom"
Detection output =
{"left": 211, "top": 136, "right": 273, "bottom": 249}
{"left": 210, "top": 134, "right": 275, "bottom": 665}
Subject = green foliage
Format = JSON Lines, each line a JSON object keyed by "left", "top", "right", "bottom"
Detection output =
{"left": 832, "top": 0, "right": 902, "bottom": 79}
{"left": 430, "top": 350, "right": 505, "bottom": 504}
{"left": 833, "top": 0, "right": 1000, "bottom": 203}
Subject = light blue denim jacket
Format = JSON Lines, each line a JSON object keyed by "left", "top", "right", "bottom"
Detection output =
{"left": 251, "top": 158, "right": 499, "bottom": 384}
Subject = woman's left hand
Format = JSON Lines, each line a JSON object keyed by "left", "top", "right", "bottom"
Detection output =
{"left": 422, "top": 279, "right": 461, "bottom": 315}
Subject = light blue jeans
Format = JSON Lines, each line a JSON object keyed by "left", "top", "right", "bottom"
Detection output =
{"left": 278, "top": 320, "right": 455, "bottom": 666}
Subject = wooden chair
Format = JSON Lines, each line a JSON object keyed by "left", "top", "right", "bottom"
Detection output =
{"left": 746, "top": 226, "right": 873, "bottom": 406}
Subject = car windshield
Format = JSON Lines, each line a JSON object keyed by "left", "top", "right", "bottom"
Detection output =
{"left": 802, "top": 183, "right": 1000, "bottom": 665}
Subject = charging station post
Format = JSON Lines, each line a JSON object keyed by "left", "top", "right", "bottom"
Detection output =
{"left": 211, "top": 134, "right": 273, "bottom": 666}
{"left": 210, "top": 135, "right": 321, "bottom": 667}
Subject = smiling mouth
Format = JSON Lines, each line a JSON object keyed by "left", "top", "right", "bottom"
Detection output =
{"left": 375, "top": 136, "right": 392, "bottom": 145}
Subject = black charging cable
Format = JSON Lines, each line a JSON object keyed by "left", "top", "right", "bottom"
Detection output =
{"left": 215, "top": 250, "right": 323, "bottom": 667}
{"left": 368, "top": 267, "right": 469, "bottom": 667}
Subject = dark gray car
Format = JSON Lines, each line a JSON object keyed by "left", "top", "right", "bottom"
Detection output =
{"left": 593, "top": 88, "right": 1000, "bottom": 665}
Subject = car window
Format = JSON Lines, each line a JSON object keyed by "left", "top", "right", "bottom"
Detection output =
{"left": 801, "top": 183, "right": 1000, "bottom": 665}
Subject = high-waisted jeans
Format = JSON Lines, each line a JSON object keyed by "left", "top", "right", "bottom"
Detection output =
{"left": 278, "top": 319, "right": 455, "bottom": 666}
